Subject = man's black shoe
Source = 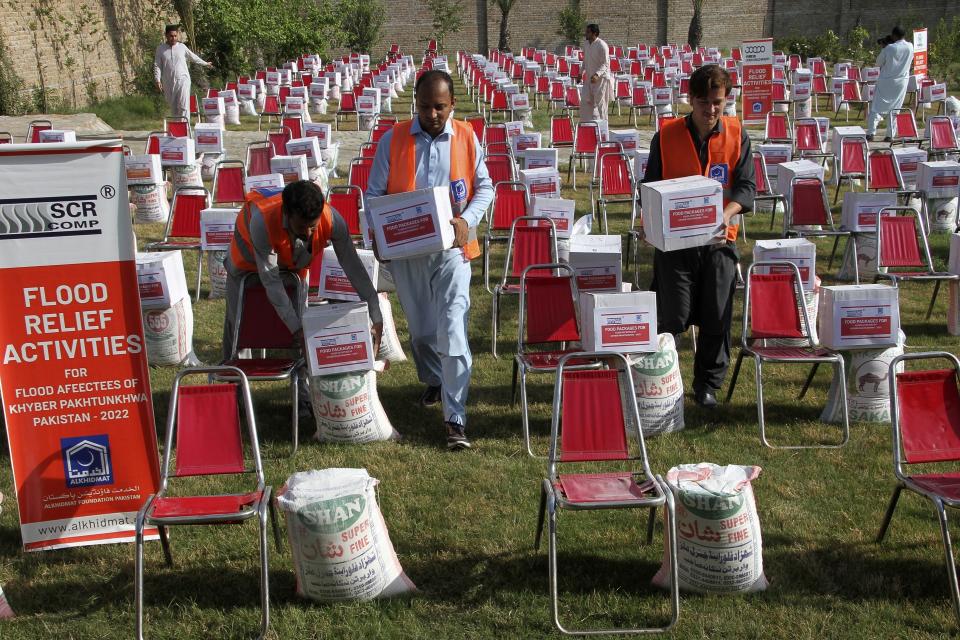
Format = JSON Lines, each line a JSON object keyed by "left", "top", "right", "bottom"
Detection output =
{"left": 694, "top": 389, "right": 718, "bottom": 408}
{"left": 419, "top": 385, "right": 442, "bottom": 407}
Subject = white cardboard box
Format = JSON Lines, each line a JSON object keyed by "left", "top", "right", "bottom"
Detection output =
{"left": 302, "top": 302, "right": 374, "bottom": 376}
{"left": 520, "top": 167, "right": 561, "bottom": 198}
{"left": 892, "top": 147, "right": 927, "bottom": 187}
{"left": 38, "top": 129, "right": 76, "bottom": 143}
{"left": 509, "top": 92, "right": 530, "bottom": 110}
{"left": 608, "top": 129, "right": 640, "bottom": 152}
{"left": 831, "top": 125, "right": 866, "bottom": 155}
{"left": 125, "top": 154, "right": 164, "bottom": 185}
{"left": 367, "top": 186, "right": 456, "bottom": 259}
{"left": 270, "top": 155, "right": 309, "bottom": 184}
{"left": 777, "top": 159, "right": 825, "bottom": 205}
{"left": 159, "top": 137, "right": 196, "bottom": 166}
{"left": 568, "top": 234, "right": 622, "bottom": 292}
{"left": 523, "top": 148, "right": 558, "bottom": 170}
{"left": 504, "top": 121, "right": 525, "bottom": 138}
{"left": 202, "top": 97, "right": 225, "bottom": 116}
{"left": 841, "top": 191, "right": 898, "bottom": 232}
{"left": 512, "top": 132, "right": 542, "bottom": 155}
{"left": 135, "top": 251, "right": 189, "bottom": 309}
{"left": 639, "top": 175, "right": 724, "bottom": 252}
{"left": 238, "top": 83, "right": 258, "bottom": 101}
{"left": 193, "top": 123, "right": 224, "bottom": 153}
{"left": 303, "top": 122, "right": 332, "bottom": 149}
{"left": 752, "top": 238, "right": 817, "bottom": 291}
{"left": 633, "top": 149, "right": 651, "bottom": 181}
{"left": 245, "top": 173, "right": 285, "bottom": 192}
{"left": 285, "top": 136, "right": 323, "bottom": 168}
{"left": 819, "top": 284, "right": 900, "bottom": 350}
{"left": 758, "top": 143, "right": 792, "bottom": 180}
{"left": 356, "top": 93, "right": 380, "bottom": 114}
{"left": 917, "top": 161, "right": 960, "bottom": 199}
{"left": 529, "top": 196, "right": 575, "bottom": 238}
{"left": 316, "top": 246, "right": 379, "bottom": 302}
{"left": 200, "top": 208, "right": 239, "bottom": 250}
{"left": 218, "top": 89, "right": 237, "bottom": 106}
{"left": 579, "top": 290, "right": 657, "bottom": 353}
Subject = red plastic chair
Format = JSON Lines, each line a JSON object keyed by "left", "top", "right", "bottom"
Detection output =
{"left": 212, "top": 160, "right": 247, "bottom": 205}
{"left": 164, "top": 116, "right": 190, "bottom": 139}
{"left": 614, "top": 78, "right": 632, "bottom": 115}
{"left": 348, "top": 156, "right": 374, "bottom": 192}
{"left": 267, "top": 126, "right": 293, "bottom": 157}
{"left": 0, "top": 131, "right": 11, "bottom": 144}
{"left": 336, "top": 92, "right": 359, "bottom": 131}
{"left": 812, "top": 75, "right": 831, "bottom": 112}
{"left": 327, "top": 185, "right": 365, "bottom": 238}
{"left": 928, "top": 116, "right": 960, "bottom": 160}
{"left": 794, "top": 118, "right": 828, "bottom": 158}
{"left": 874, "top": 207, "right": 957, "bottom": 319}
{"left": 563, "top": 85, "right": 581, "bottom": 112}
{"left": 145, "top": 131, "right": 165, "bottom": 155}
{"left": 567, "top": 121, "right": 599, "bottom": 189}
{"left": 144, "top": 187, "right": 212, "bottom": 302}
{"left": 726, "top": 262, "right": 850, "bottom": 448}
{"left": 485, "top": 152, "right": 517, "bottom": 186}
{"left": 835, "top": 80, "right": 868, "bottom": 121}
{"left": 535, "top": 76, "right": 550, "bottom": 108}
{"left": 189, "top": 94, "right": 199, "bottom": 123}
{"left": 206, "top": 88, "right": 220, "bottom": 99}
{"left": 371, "top": 121, "right": 393, "bottom": 143}
{"left": 533, "top": 352, "right": 679, "bottom": 635}
{"left": 764, "top": 112, "right": 793, "bottom": 144}
{"left": 258, "top": 95, "right": 282, "bottom": 131}
{"left": 596, "top": 152, "right": 637, "bottom": 235}
{"left": 548, "top": 80, "right": 566, "bottom": 111}
{"left": 483, "top": 122, "right": 508, "bottom": 150}
{"left": 483, "top": 181, "right": 530, "bottom": 292}
{"left": 867, "top": 149, "right": 907, "bottom": 193}
{"left": 245, "top": 141, "right": 274, "bottom": 177}
{"left": 489, "top": 89, "right": 510, "bottom": 121}
{"left": 877, "top": 351, "right": 960, "bottom": 626}
{"left": 25, "top": 119, "right": 52, "bottom": 143}
{"left": 281, "top": 115, "right": 304, "bottom": 140}
{"left": 786, "top": 177, "right": 858, "bottom": 281}
{"left": 833, "top": 135, "right": 869, "bottom": 203}
{"left": 629, "top": 86, "right": 655, "bottom": 126}
{"left": 491, "top": 217, "right": 558, "bottom": 358}
{"left": 135, "top": 366, "right": 280, "bottom": 640}
{"left": 752, "top": 152, "right": 787, "bottom": 232}
{"left": 888, "top": 108, "right": 924, "bottom": 147}
{"left": 222, "top": 271, "right": 306, "bottom": 453}
{"left": 549, "top": 115, "right": 574, "bottom": 149}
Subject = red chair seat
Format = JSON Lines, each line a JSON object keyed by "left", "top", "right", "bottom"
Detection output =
{"left": 520, "top": 351, "right": 592, "bottom": 370}
{"left": 749, "top": 346, "right": 833, "bottom": 359}
{"left": 224, "top": 358, "right": 297, "bottom": 377}
{"left": 910, "top": 473, "right": 960, "bottom": 502}
{"left": 151, "top": 491, "right": 264, "bottom": 518}
{"left": 557, "top": 472, "right": 653, "bottom": 503}
{"left": 881, "top": 271, "right": 938, "bottom": 279}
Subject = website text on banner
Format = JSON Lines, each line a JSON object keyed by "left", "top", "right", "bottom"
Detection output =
{"left": 0, "top": 141, "right": 161, "bottom": 551}
{"left": 913, "top": 28, "right": 927, "bottom": 78}
{"left": 741, "top": 38, "right": 774, "bottom": 125}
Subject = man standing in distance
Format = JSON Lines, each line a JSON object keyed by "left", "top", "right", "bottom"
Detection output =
{"left": 365, "top": 70, "right": 494, "bottom": 450}
{"left": 580, "top": 24, "right": 614, "bottom": 123}
{"left": 643, "top": 65, "right": 755, "bottom": 408}
{"left": 865, "top": 26, "right": 914, "bottom": 142}
{"left": 154, "top": 24, "right": 212, "bottom": 119}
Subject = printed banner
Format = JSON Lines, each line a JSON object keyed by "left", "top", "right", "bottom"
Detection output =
{"left": 0, "top": 141, "right": 160, "bottom": 551}
{"left": 741, "top": 38, "right": 774, "bottom": 125}
{"left": 913, "top": 28, "right": 927, "bottom": 78}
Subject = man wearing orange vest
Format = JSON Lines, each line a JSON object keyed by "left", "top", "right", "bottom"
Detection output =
{"left": 223, "top": 180, "right": 383, "bottom": 408}
{"left": 365, "top": 70, "right": 494, "bottom": 450}
{"left": 643, "top": 65, "right": 755, "bottom": 409}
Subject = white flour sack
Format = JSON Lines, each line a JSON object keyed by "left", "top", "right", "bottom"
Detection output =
{"left": 170, "top": 163, "right": 203, "bottom": 189}
{"left": 142, "top": 295, "right": 195, "bottom": 366}
{"left": 311, "top": 370, "right": 399, "bottom": 443}
{"left": 277, "top": 468, "right": 416, "bottom": 602}
{"left": 207, "top": 250, "right": 228, "bottom": 299}
{"left": 200, "top": 152, "right": 222, "bottom": 182}
{"left": 928, "top": 197, "right": 959, "bottom": 234}
{"left": 653, "top": 463, "right": 768, "bottom": 593}
{"left": 838, "top": 233, "right": 887, "bottom": 281}
{"left": 377, "top": 293, "right": 406, "bottom": 363}
{"left": 130, "top": 183, "right": 170, "bottom": 224}
{"left": 627, "top": 333, "right": 684, "bottom": 436}
{"left": 820, "top": 330, "right": 906, "bottom": 423}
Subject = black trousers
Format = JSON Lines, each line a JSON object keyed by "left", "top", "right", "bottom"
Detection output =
{"left": 652, "top": 242, "right": 738, "bottom": 394}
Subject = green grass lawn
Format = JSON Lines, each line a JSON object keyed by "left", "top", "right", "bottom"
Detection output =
{"left": 2, "top": 67, "right": 960, "bottom": 639}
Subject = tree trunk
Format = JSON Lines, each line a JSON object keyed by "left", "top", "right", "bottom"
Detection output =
{"left": 477, "top": 0, "right": 488, "bottom": 54}
{"left": 687, "top": 8, "right": 702, "bottom": 49}
{"left": 498, "top": 11, "right": 509, "bottom": 50}
{"left": 172, "top": 0, "right": 196, "bottom": 49}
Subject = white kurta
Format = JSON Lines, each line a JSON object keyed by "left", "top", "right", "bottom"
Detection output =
{"left": 866, "top": 39, "right": 914, "bottom": 135}
{"left": 580, "top": 37, "right": 615, "bottom": 123}
{"left": 154, "top": 42, "right": 209, "bottom": 118}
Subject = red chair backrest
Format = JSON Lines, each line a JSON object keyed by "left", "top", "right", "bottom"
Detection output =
{"left": 328, "top": 188, "right": 363, "bottom": 235}
{"left": 930, "top": 118, "right": 958, "bottom": 150}
{"left": 524, "top": 274, "right": 580, "bottom": 345}
{"left": 207, "top": 88, "right": 220, "bottom": 99}
{"left": 486, "top": 155, "right": 514, "bottom": 184}
{"left": 868, "top": 151, "right": 901, "bottom": 190}
{"left": 29, "top": 123, "right": 51, "bottom": 143}
{"left": 510, "top": 225, "right": 553, "bottom": 277}
{"left": 893, "top": 111, "right": 918, "bottom": 138}
{"left": 811, "top": 59, "right": 826, "bottom": 75}
{"left": 842, "top": 81, "right": 860, "bottom": 100}
{"left": 484, "top": 124, "right": 507, "bottom": 144}
{"left": 767, "top": 114, "right": 789, "bottom": 140}
{"left": 492, "top": 183, "right": 527, "bottom": 230}
{"left": 174, "top": 384, "right": 245, "bottom": 477}
{"left": 340, "top": 93, "right": 356, "bottom": 111}
{"left": 616, "top": 79, "right": 631, "bottom": 99}
{"left": 492, "top": 90, "right": 508, "bottom": 109}
{"left": 214, "top": 165, "right": 246, "bottom": 203}
{"left": 749, "top": 273, "right": 804, "bottom": 339}
{"left": 146, "top": 133, "right": 162, "bottom": 155}
{"left": 897, "top": 369, "right": 960, "bottom": 464}
{"left": 878, "top": 215, "right": 923, "bottom": 268}
{"left": 550, "top": 81, "right": 564, "bottom": 100}
{"left": 772, "top": 82, "right": 786, "bottom": 101}
{"left": 349, "top": 159, "right": 373, "bottom": 192}
{"left": 372, "top": 123, "right": 393, "bottom": 143}
{"left": 551, "top": 117, "right": 573, "bottom": 145}
{"left": 537, "top": 76, "right": 549, "bottom": 92}
{"left": 268, "top": 129, "right": 291, "bottom": 156}
{"left": 236, "top": 279, "right": 299, "bottom": 350}
{"left": 189, "top": 94, "right": 199, "bottom": 114}
{"left": 840, "top": 139, "right": 866, "bottom": 174}
{"left": 247, "top": 144, "right": 273, "bottom": 177}
{"left": 360, "top": 142, "right": 378, "bottom": 158}
{"left": 278, "top": 86, "right": 290, "bottom": 103}
{"left": 813, "top": 76, "right": 827, "bottom": 93}
{"left": 560, "top": 369, "right": 629, "bottom": 463}
{"left": 167, "top": 121, "right": 189, "bottom": 138}
{"left": 263, "top": 95, "right": 281, "bottom": 115}
{"left": 790, "top": 179, "right": 829, "bottom": 226}
{"left": 753, "top": 155, "right": 769, "bottom": 194}
{"left": 466, "top": 116, "right": 485, "bottom": 142}
{"left": 170, "top": 192, "right": 207, "bottom": 238}
{"left": 795, "top": 122, "right": 820, "bottom": 151}
{"left": 600, "top": 154, "right": 633, "bottom": 196}
{"left": 574, "top": 124, "right": 598, "bottom": 154}
{"left": 282, "top": 117, "right": 303, "bottom": 140}
{"left": 564, "top": 86, "right": 580, "bottom": 106}
{"left": 631, "top": 87, "right": 649, "bottom": 106}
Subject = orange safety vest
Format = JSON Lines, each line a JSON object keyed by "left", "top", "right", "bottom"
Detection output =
{"left": 386, "top": 119, "right": 481, "bottom": 260}
{"left": 230, "top": 190, "right": 333, "bottom": 280}
{"left": 660, "top": 115, "right": 742, "bottom": 242}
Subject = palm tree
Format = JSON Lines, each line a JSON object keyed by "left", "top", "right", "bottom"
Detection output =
{"left": 490, "top": 0, "right": 517, "bottom": 51}
{"left": 688, "top": 0, "right": 705, "bottom": 49}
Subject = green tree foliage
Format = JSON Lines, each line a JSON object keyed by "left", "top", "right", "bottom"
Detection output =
{"left": 427, "top": 0, "right": 464, "bottom": 53}
{"left": 556, "top": 0, "right": 584, "bottom": 46}
{"left": 339, "top": 0, "right": 386, "bottom": 53}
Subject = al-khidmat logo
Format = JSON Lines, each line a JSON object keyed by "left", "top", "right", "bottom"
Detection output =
{"left": 0, "top": 192, "right": 109, "bottom": 239}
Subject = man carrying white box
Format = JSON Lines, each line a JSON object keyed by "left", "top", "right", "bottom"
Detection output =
{"left": 643, "top": 65, "right": 756, "bottom": 408}
{"left": 223, "top": 181, "right": 383, "bottom": 412}
{"left": 365, "top": 70, "right": 494, "bottom": 450}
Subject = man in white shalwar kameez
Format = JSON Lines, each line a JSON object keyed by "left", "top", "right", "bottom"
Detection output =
{"left": 866, "top": 26, "right": 914, "bottom": 141}
{"left": 154, "top": 25, "right": 213, "bottom": 119}
{"left": 580, "top": 24, "right": 614, "bottom": 123}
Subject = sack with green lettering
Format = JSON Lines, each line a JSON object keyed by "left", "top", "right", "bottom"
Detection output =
{"left": 310, "top": 370, "right": 399, "bottom": 443}
{"left": 653, "top": 463, "right": 768, "bottom": 593}
{"left": 276, "top": 468, "right": 416, "bottom": 602}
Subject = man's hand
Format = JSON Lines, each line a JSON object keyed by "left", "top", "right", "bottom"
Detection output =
{"left": 156, "top": 81, "right": 163, "bottom": 92}
{"left": 206, "top": 62, "right": 214, "bottom": 70}
{"left": 591, "top": 73, "right": 598, "bottom": 84}
{"left": 370, "top": 322, "right": 383, "bottom": 358}
{"left": 450, "top": 217, "right": 469, "bottom": 248}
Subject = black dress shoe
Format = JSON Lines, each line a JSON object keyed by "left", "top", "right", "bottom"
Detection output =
{"left": 694, "top": 389, "right": 718, "bottom": 408}
{"left": 419, "top": 385, "right": 442, "bottom": 407}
